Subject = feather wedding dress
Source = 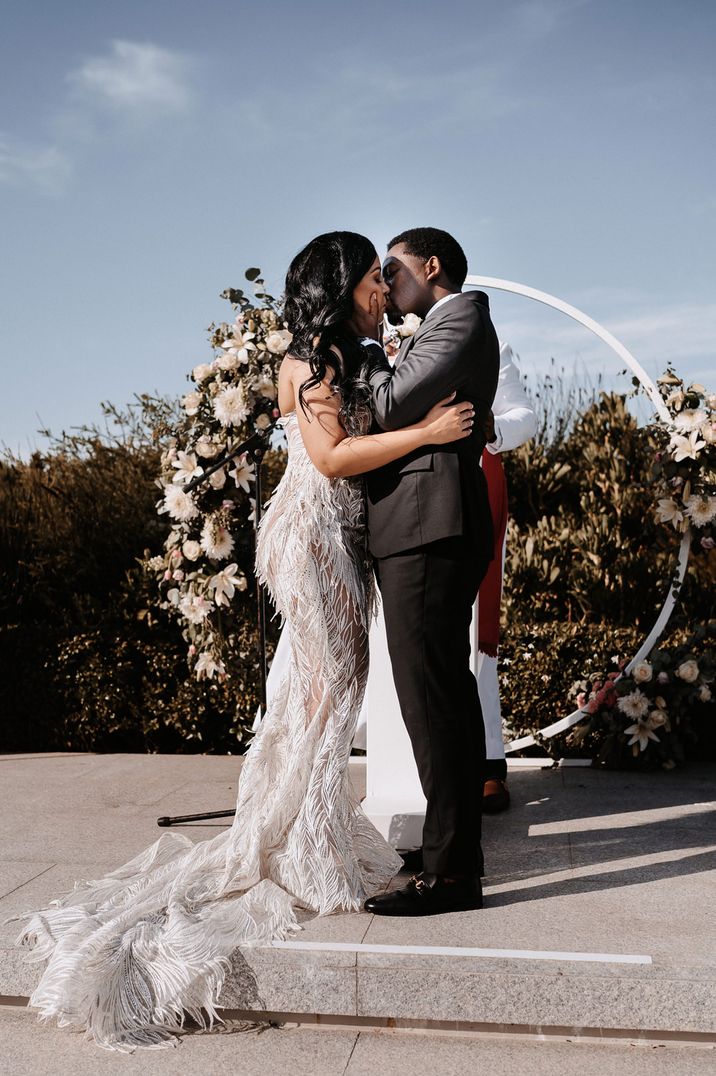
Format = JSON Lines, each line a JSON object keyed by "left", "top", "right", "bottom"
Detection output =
{"left": 9, "top": 410, "right": 402, "bottom": 1052}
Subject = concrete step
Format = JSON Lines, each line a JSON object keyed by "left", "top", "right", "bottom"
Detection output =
{"left": 2, "top": 754, "right": 715, "bottom": 1040}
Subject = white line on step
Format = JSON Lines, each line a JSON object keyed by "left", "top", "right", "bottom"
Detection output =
{"left": 270, "top": 941, "right": 652, "bottom": 965}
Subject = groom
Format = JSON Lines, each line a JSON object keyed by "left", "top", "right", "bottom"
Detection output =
{"left": 363, "top": 227, "right": 499, "bottom": 916}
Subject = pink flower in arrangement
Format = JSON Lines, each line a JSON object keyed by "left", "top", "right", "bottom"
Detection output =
{"left": 171, "top": 549, "right": 182, "bottom": 560}
{"left": 163, "top": 570, "right": 171, "bottom": 581}
{"left": 702, "top": 537, "right": 715, "bottom": 550}
{"left": 188, "top": 644, "right": 196, "bottom": 657}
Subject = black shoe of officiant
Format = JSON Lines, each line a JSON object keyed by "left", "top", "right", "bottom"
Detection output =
{"left": 400, "top": 848, "right": 485, "bottom": 878}
{"left": 364, "top": 873, "right": 483, "bottom": 917}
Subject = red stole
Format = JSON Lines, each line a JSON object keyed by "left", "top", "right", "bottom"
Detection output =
{"left": 477, "top": 449, "right": 508, "bottom": 657}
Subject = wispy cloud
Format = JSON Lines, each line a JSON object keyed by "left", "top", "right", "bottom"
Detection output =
{"left": 1, "top": 40, "right": 197, "bottom": 195}
{"left": 67, "top": 40, "right": 195, "bottom": 114}
{"left": 0, "top": 134, "right": 70, "bottom": 192}
{"left": 494, "top": 292, "right": 716, "bottom": 390}
{"left": 513, "top": 0, "right": 592, "bottom": 38}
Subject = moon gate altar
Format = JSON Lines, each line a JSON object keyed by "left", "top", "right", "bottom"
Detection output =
{"left": 362, "top": 276, "right": 690, "bottom": 847}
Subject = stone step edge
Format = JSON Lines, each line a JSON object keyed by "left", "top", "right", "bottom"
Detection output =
{"left": 3, "top": 998, "right": 715, "bottom": 1049}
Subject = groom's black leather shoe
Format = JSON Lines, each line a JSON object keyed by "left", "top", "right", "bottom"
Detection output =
{"left": 364, "top": 873, "right": 483, "bottom": 916}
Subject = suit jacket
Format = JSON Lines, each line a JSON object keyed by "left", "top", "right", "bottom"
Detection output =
{"left": 365, "top": 290, "right": 500, "bottom": 558}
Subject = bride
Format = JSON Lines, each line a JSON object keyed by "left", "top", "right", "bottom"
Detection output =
{"left": 8, "top": 231, "right": 475, "bottom": 1052}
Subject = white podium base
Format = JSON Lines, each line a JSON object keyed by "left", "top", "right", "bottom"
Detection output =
{"left": 359, "top": 796, "right": 425, "bottom": 850}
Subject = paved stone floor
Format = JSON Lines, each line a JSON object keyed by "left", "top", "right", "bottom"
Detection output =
{"left": 1, "top": 752, "right": 715, "bottom": 1073}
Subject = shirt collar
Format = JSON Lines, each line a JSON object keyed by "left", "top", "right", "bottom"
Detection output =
{"left": 424, "top": 291, "right": 460, "bottom": 320}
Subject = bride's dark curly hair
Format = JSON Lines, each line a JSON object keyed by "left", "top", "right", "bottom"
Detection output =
{"left": 283, "top": 231, "right": 377, "bottom": 435}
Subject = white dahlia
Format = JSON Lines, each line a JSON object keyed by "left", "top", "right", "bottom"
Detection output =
{"left": 200, "top": 518, "right": 234, "bottom": 560}
{"left": 673, "top": 408, "right": 708, "bottom": 432}
{"left": 159, "top": 484, "right": 199, "bottom": 522}
{"left": 213, "top": 385, "right": 250, "bottom": 427}
{"left": 685, "top": 495, "right": 716, "bottom": 527}
{"left": 617, "top": 689, "right": 650, "bottom": 720}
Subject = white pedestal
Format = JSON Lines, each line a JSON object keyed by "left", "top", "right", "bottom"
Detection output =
{"left": 362, "top": 594, "right": 480, "bottom": 850}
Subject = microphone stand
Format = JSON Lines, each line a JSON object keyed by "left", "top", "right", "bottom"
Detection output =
{"left": 157, "top": 419, "right": 277, "bottom": 828}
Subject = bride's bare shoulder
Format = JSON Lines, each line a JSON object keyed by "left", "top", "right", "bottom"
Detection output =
{"left": 278, "top": 353, "right": 305, "bottom": 413}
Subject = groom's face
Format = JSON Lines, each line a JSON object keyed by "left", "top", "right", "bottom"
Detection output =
{"left": 382, "top": 245, "right": 433, "bottom": 319}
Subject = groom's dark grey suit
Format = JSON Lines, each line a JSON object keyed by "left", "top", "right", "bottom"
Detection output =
{"left": 365, "top": 290, "right": 500, "bottom": 878}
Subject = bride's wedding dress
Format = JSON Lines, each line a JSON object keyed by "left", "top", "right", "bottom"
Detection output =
{"left": 9, "top": 410, "right": 402, "bottom": 1052}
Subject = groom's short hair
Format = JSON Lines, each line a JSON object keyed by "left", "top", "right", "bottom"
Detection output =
{"left": 387, "top": 227, "right": 468, "bottom": 289}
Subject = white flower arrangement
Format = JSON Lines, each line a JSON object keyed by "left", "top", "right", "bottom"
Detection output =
{"left": 146, "top": 271, "right": 289, "bottom": 680}
{"left": 652, "top": 370, "right": 716, "bottom": 554}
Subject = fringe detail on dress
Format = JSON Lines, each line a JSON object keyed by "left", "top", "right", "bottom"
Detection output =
{"left": 8, "top": 412, "right": 401, "bottom": 1051}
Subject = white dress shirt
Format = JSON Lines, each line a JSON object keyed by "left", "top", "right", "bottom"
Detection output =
{"left": 486, "top": 342, "right": 537, "bottom": 454}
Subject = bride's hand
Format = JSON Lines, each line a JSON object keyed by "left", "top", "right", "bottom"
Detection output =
{"left": 417, "top": 393, "right": 475, "bottom": 444}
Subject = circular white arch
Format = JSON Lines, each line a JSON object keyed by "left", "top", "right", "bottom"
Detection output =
{"left": 464, "top": 275, "right": 690, "bottom": 754}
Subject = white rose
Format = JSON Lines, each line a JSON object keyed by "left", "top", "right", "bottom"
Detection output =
{"left": 209, "top": 467, "right": 227, "bottom": 489}
{"left": 632, "top": 661, "right": 653, "bottom": 683}
{"left": 701, "top": 422, "right": 716, "bottom": 444}
{"left": 181, "top": 392, "right": 201, "bottom": 415}
{"left": 256, "top": 413, "right": 272, "bottom": 430}
{"left": 698, "top": 684, "right": 712, "bottom": 702}
{"left": 265, "top": 329, "right": 293, "bottom": 355}
{"left": 192, "top": 363, "right": 214, "bottom": 382}
{"left": 182, "top": 540, "right": 202, "bottom": 561}
{"left": 398, "top": 313, "right": 422, "bottom": 337}
{"left": 705, "top": 394, "right": 716, "bottom": 410}
{"left": 676, "top": 659, "right": 699, "bottom": 683}
{"left": 255, "top": 377, "right": 277, "bottom": 400}
{"left": 195, "top": 435, "right": 221, "bottom": 459}
{"left": 217, "top": 351, "right": 239, "bottom": 371}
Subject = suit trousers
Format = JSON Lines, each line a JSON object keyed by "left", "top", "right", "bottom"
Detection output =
{"left": 374, "top": 533, "right": 490, "bottom": 878}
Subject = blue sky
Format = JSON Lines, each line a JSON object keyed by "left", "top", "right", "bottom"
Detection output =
{"left": 1, "top": 0, "right": 714, "bottom": 455}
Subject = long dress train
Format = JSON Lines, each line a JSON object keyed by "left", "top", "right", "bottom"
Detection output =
{"left": 7, "top": 411, "right": 402, "bottom": 1051}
